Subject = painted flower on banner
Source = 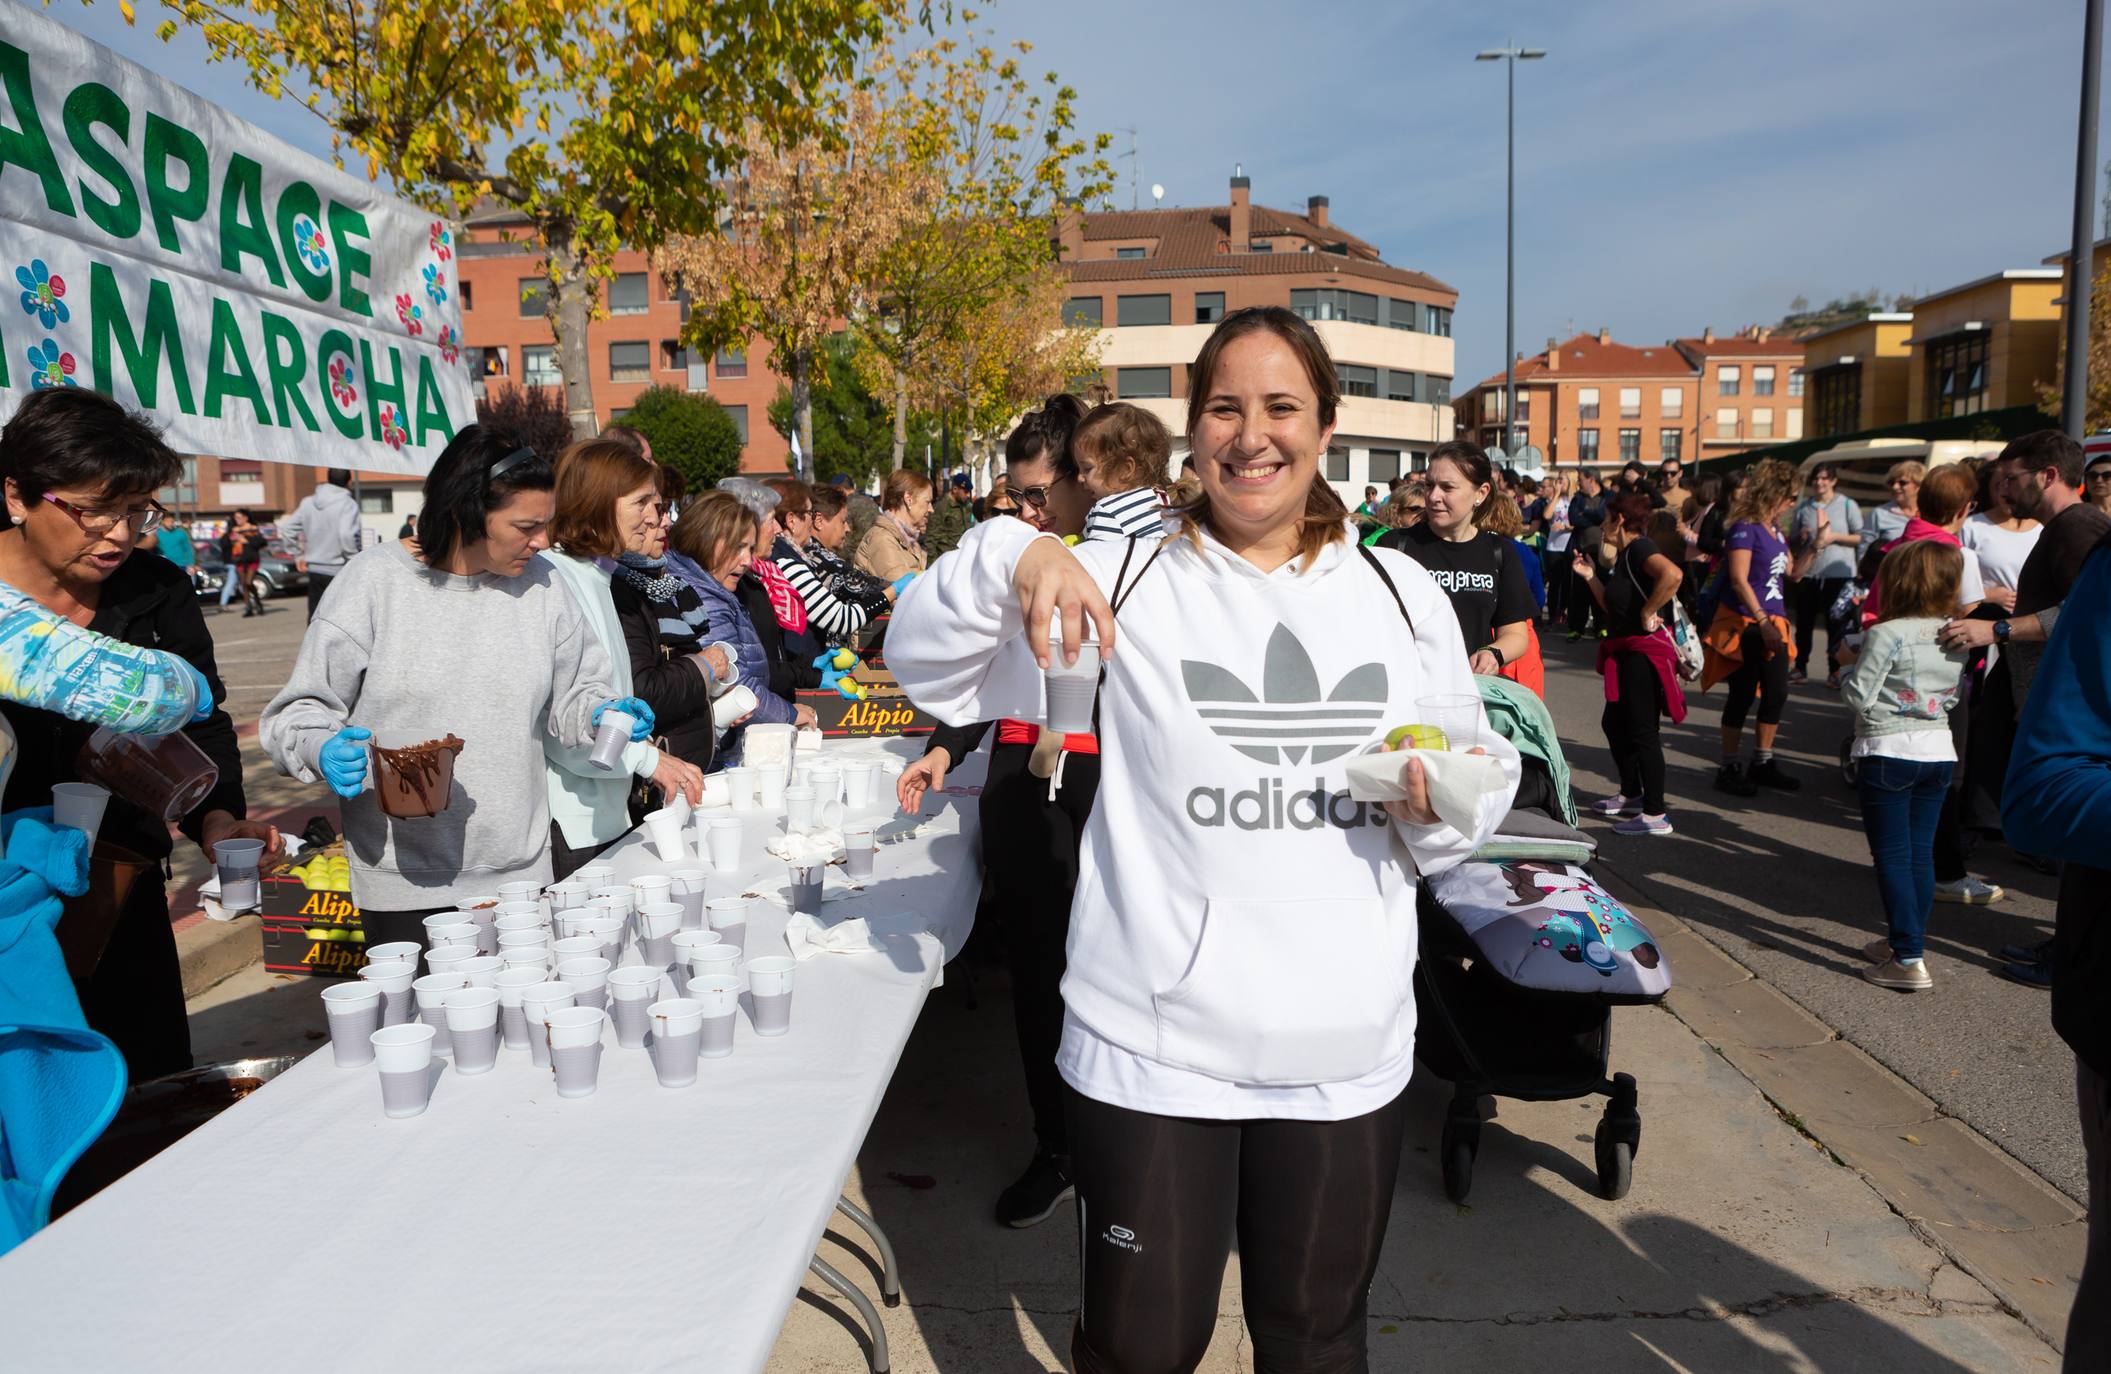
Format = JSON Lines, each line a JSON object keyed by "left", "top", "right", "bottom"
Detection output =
{"left": 436, "top": 324, "right": 460, "bottom": 366}
{"left": 395, "top": 293, "right": 424, "bottom": 336}
{"left": 328, "top": 354, "right": 358, "bottom": 409}
{"left": 377, "top": 403, "right": 408, "bottom": 450}
{"left": 422, "top": 263, "right": 448, "bottom": 307}
{"left": 15, "top": 260, "right": 67, "bottom": 329}
{"left": 292, "top": 215, "right": 331, "bottom": 274}
{"left": 27, "top": 338, "right": 76, "bottom": 389}
{"left": 429, "top": 222, "right": 452, "bottom": 262}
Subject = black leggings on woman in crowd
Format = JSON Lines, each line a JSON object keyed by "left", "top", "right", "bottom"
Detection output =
{"left": 1602, "top": 648, "right": 1668, "bottom": 814}
{"left": 1721, "top": 624, "right": 1790, "bottom": 731}
{"left": 1067, "top": 1085, "right": 1409, "bottom": 1374}
{"left": 1792, "top": 576, "right": 1852, "bottom": 674}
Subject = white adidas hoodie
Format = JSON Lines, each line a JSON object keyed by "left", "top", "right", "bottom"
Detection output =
{"left": 888, "top": 517, "right": 1521, "bottom": 1120}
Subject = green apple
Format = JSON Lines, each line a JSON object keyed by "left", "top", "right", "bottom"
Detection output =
{"left": 1384, "top": 724, "right": 1450, "bottom": 752}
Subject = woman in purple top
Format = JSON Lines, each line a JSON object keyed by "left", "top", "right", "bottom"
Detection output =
{"left": 1715, "top": 459, "right": 1816, "bottom": 798}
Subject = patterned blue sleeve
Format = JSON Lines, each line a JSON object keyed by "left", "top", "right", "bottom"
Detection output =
{"left": 0, "top": 582, "right": 201, "bottom": 735}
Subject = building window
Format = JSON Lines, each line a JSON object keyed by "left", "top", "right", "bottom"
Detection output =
{"left": 1577, "top": 429, "right": 1600, "bottom": 465}
{"left": 1660, "top": 430, "right": 1682, "bottom": 463}
{"left": 358, "top": 492, "right": 393, "bottom": 515}
{"left": 1337, "top": 364, "right": 1377, "bottom": 398}
{"left": 1788, "top": 367, "right": 1805, "bottom": 398}
{"left": 1426, "top": 305, "right": 1453, "bottom": 337}
{"left": 460, "top": 280, "right": 473, "bottom": 312}
{"left": 723, "top": 403, "right": 748, "bottom": 443}
{"left": 1289, "top": 289, "right": 1378, "bottom": 325}
{"left": 1250, "top": 240, "right": 1273, "bottom": 253}
{"left": 1064, "top": 297, "right": 1103, "bottom": 328}
{"left": 1194, "top": 292, "right": 1225, "bottom": 325}
{"left": 1425, "top": 375, "right": 1451, "bottom": 408}
{"left": 1116, "top": 294, "right": 1172, "bottom": 327}
{"left": 1578, "top": 388, "right": 1600, "bottom": 421}
{"left": 1410, "top": 451, "right": 1430, "bottom": 474}
{"left": 1714, "top": 406, "right": 1739, "bottom": 439}
{"left": 1324, "top": 446, "right": 1349, "bottom": 481}
{"left": 1751, "top": 407, "right": 1774, "bottom": 439}
{"left": 660, "top": 340, "right": 686, "bottom": 371}
{"left": 1387, "top": 299, "right": 1419, "bottom": 331}
{"left": 1387, "top": 372, "right": 1417, "bottom": 403}
{"left": 714, "top": 347, "right": 747, "bottom": 379}
{"left": 609, "top": 272, "right": 649, "bottom": 316}
{"left": 1619, "top": 428, "right": 1641, "bottom": 463}
{"left": 220, "top": 458, "right": 263, "bottom": 477}
{"left": 1810, "top": 362, "right": 1861, "bottom": 436}
{"left": 1660, "top": 386, "right": 1683, "bottom": 419}
{"left": 609, "top": 341, "right": 651, "bottom": 383}
{"left": 519, "top": 277, "right": 548, "bottom": 318}
{"left": 1753, "top": 365, "right": 1776, "bottom": 397}
{"left": 1367, "top": 449, "right": 1401, "bottom": 483}
{"left": 1114, "top": 246, "right": 1146, "bottom": 260}
{"left": 1928, "top": 332, "right": 1990, "bottom": 418}
{"left": 1619, "top": 387, "right": 1641, "bottom": 419}
{"left": 1718, "top": 365, "right": 1740, "bottom": 397}
{"left": 468, "top": 346, "right": 508, "bottom": 378}
{"left": 523, "top": 345, "right": 559, "bottom": 388}
{"left": 1117, "top": 366, "right": 1171, "bottom": 399}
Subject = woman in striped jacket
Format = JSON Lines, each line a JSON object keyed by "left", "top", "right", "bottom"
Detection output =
{"left": 766, "top": 478, "right": 905, "bottom": 647}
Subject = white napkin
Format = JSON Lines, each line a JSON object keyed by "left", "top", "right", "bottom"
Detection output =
{"left": 1344, "top": 749, "right": 1507, "bottom": 835}
{"left": 763, "top": 829, "right": 843, "bottom": 864}
{"left": 784, "top": 910, "right": 928, "bottom": 960}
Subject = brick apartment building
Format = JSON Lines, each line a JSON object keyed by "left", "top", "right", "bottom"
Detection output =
{"left": 1673, "top": 328, "right": 1807, "bottom": 454}
{"left": 1059, "top": 173, "right": 1457, "bottom": 503}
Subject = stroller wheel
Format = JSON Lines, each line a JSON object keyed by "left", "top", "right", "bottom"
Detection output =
{"left": 1440, "top": 1123, "right": 1476, "bottom": 1203}
{"left": 1594, "top": 1131, "right": 1633, "bottom": 1201}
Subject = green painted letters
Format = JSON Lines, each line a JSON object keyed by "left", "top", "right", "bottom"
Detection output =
{"left": 217, "top": 153, "right": 284, "bottom": 287}
{"left": 201, "top": 297, "right": 268, "bottom": 423}
{"left": 142, "top": 113, "right": 207, "bottom": 253}
{"left": 89, "top": 261, "right": 193, "bottom": 412}
{"left": 0, "top": 41, "right": 75, "bottom": 216}
{"left": 259, "top": 312, "right": 318, "bottom": 432}
{"left": 62, "top": 83, "right": 136, "bottom": 239}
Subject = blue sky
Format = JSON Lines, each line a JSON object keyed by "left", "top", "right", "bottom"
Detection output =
{"left": 48, "top": 0, "right": 2111, "bottom": 388}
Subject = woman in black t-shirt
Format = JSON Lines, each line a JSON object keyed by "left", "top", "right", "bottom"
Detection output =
{"left": 1576, "top": 493, "right": 1685, "bottom": 834}
{"left": 1378, "top": 441, "right": 1534, "bottom": 674}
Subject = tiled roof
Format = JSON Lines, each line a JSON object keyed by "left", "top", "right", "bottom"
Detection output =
{"left": 1468, "top": 333, "right": 1694, "bottom": 389}
{"left": 1673, "top": 335, "right": 1807, "bottom": 360}
{"left": 1080, "top": 203, "right": 1381, "bottom": 259}
{"left": 1068, "top": 201, "right": 1452, "bottom": 297}
{"left": 1069, "top": 252, "right": 1453, "bottom": 296}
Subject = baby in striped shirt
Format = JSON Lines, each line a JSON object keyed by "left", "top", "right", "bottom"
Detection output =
{"left": 1073, "top": 403, "right": 1172, "bottom": 543}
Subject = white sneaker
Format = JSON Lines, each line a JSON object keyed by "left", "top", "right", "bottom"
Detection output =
{"left": 1614, "top": 813, "right": 1675, "bottom": 836}
{"left": 1934, "top": 876, "right": 2004, "bottom": 905}
{"left": 1864, "top": 957, "right": 1933, "bottom": 992}
{"left": 1590, "top": 794, "right": 1643, "bottom": 818}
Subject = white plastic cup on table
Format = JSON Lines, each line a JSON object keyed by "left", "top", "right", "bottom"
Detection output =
{"left": 445, "top": 987, "right": 501, "bottom": 1074}
{"left": 496, "top": 930, "right": 550, "bottom": 970}
{"left": 630, "top": 873, "right": 673, "bottom": 911}
{"left": 588, "top": 709, "right": 635, "bottom": 772}
{"left": 636, "top": 902, "right": 682, "bottom": 967}
{"left": 494, "top": 911, "right": 545, "bottom": 938}
{"left": 704, "top": 817, "right": 743, "bottom": 871}
{"left": 580, "top": 914, "right": 625, "bottom": 966}
{"left": 456, "top": 954, "right": 503, "bottom": 989}
{"left": 841, "top": 760, "right": 878, "bottom": 810}
{"left": 493, "top": 901, "right": 544, "bottom": 928}
{"left": 545, "top": 1007, "right": 607, "bottom": 1098}
{"left": 1413, "top": 693, "right": 1482, "bottom": 752}
{"left": 497, "top": 880, "right": 544, "bottom": 916}
{"left": 1042, "top": 632, "right": 1102, "bottom": 735}
{"left": 756, "top": 763, "right": 788, "bottom": 810}
{"left": 786, "top": 862, "right": 824, "bottom": 915}
{"left": 605, "top": 966, "right": 664, "bottom": 1047}
{"left": 425, "top": 922, "right": 480, "bottom": 953}
{"left": 724, "top": 766, "right": 757, "bottom": 812}
{"left": 647, "top": 999, "right": 705, "bottom": 1087}
{"left": 687, "top": 943, "right": 743, "bottom": 995}
{"left": 320, "top": 982, "right": 382, "bottom": 1067}
{"left": 74, "top": 725, "right": 221, "bottom": 824}
{"left": 549, "top": 934, "right": 601, "bottom": 974}
{"left": 358, "top": 961, "right": 416, "bottom": 1027}
{"left": 810, "top": 767, "right": 842, "bottom": 804}
{"left": 792, "top": 762, "right": 815, "bottom": 793}
{"left": 544, "top": 880, "right": 590, "bottom": 916}
{"left": 456, "top": 894, "right": 501, "bottom": 916}
{"left": 370, "top": 1023, "right": 437, "bottom": 1119}
{"left": 668, "top": 931, "right": 719, "bottom": 996}
{"left": 782, "top": 785, "right": 816, "bottom": 835}
{"left": 669, "top": 869, "right": 709, "bottom": 929}
{"left": 589, "top": 884, "right": 634, "bottom": 916}
{"left": 412, "top": 972, "right": 467, "bottom": 1053}
{"left": 423, "top": 912, "right": 465, "bottom": 943}
{"left": 49, "top": 782, "right": 112, "bottom": 848}
{"left": 746, "top": 956, "right": 796, "bottom": 1036}
{"left": 705, "top": 895, "right": 750, "bottom": 955}
{"left": 519, "top": 981, "right": 576, "bottom": 1069}
{"left": 688, "top": 973, "right": 742, "bottom": 1057}
{"left": 552, "top": 907, "right": 592, "bottom": 941}
{"left": 573, "top": 864, "right": 615, "bottom": 887}
{"left": 556, "top": 955, "right": 612, "bottom": 1011}
{"left": 498, "top": 945, "right": 550, "bottom": 975}
{"left": 642, "top": 809, "right": 688, "bottom": 863}
{"left": 424, "top": 946, "right": 478, "bottom": 979}
{"left": 843, "top": 824, "right": 877, "bottom": 883}
{"left": 494, "top": 967, "right": 546, "bottom": 1048}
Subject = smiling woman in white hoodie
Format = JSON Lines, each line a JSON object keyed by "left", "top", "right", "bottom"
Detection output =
{"left": 886, "top": 307, "right": 1519, "bottom": 1374}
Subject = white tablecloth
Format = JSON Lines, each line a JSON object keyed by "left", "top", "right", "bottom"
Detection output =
{"left": 1, "top": 737, "right": 983, "bottom": 1374}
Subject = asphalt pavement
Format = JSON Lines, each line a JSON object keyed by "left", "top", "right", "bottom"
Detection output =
{"left": 1536, "top": 627, "right": 2080, "bottom": 1203}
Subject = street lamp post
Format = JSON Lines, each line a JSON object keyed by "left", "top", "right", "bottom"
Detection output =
{"left": 1477, "top": 43, "right": 1546, "bottom": 461}
{"left": 2063, "top": 0, "right": 2103, "bottom": 439}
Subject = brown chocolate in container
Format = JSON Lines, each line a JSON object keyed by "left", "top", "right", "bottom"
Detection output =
{"left": 370, "top": 734, "right": 464, "bottom": 818}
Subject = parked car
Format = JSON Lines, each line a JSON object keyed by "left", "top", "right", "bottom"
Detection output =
{"left": 194, "top": 545, "right": 308, "bottom": 603}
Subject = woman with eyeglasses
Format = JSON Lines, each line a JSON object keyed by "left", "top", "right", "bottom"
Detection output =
{"left": 1866, "top": 461, "right": 1923, "bottom": 561}
{"left": 262, "top": 426, "right": 654, "bottom": 953}
{"left": 0, "top": 388, "right": 271, "bottom": 1082}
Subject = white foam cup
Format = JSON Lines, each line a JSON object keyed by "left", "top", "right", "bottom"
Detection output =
{"left": 445, "top": 987, "right": 501, "bottom": 1074}
{"left": 321, "top": 982, "right": 382, "bottom": 1066}
{"left": 747, "top": 956, "right": 795, "bottom": 1036}
{"left": 705, "top": 895, "right": 751, "bottom": 953}
{"left": 544, "top": 1007, "right": 607, "bottom": 1098}
{"left": 810, "top": 766, "right": 841, "bottom": 803}
{"left": 588, "top": 710, "right": 634, "bottom": 772}
{"left": 370, "top": 1024, "right": 437, "bottom": 1118}
{"left": 358, "top": 961, "right": 416, "bottom": 1026}
{"left": 689, "top": 973, "right": 742, "bottom": 1057}
{"left": 724, "top": 766, "right": 756, "bottom": 812}
{"left": 705, "top": 818, "right": 743, "bottom": 871}
{"left": 50, "top": 782, "right": 112, "bottom": 845}
{"left": 643, "top": 810, "right": 687, "bottom": 863}
{"left": 711, "top": 684, "right": 758, "bottom": 729}
{"left": 456, "top": 954, "right": 504, "bottom": 989}
{"left": 841, "top": 761, "right": 877, "bottom": 810}
{"left": 783, "top": 785, "right": 816, "bottom": 834}
{"left": 756, "top": 763, "right": 788, "bottom": 809}
{"left": 519, "top": 982, "right": 577, "bottom": 1069}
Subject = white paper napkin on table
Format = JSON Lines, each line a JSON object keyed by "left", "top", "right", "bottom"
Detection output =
{"left": 1343, "top": 749, "right": 1508, "bottom": 835}
{"left": 764, "top": 829, "right": 843, "bottom": 864}
{"left": 785, "top": 910, "right": 929, "bottom": 960}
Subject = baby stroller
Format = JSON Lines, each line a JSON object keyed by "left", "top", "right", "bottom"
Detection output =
{"left": 1412, "top": 677, "right": 1673, "bottom": 1202}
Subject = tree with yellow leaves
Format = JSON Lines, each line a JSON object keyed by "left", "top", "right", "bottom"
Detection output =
{"left": 144, "top": 0, "right": 915, "bottom": 438}
{"left": 2038, "top": 260, "right": 2111, "bottom": 434}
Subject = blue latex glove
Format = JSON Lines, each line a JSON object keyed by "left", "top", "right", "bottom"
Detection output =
{"left": 890, "top": 573, "right": 916, "bottom": 597}
{"left": 595, "top": 697, "right": 655, "bottom": 741}
{"left": 319, "top": 726, "right": 373, "bottom": 798}
{"left": 812, "top": 651, "right": 849, "bottom": 694}
{"left": 180, "top": 660, "right": 214, "bottom": 722}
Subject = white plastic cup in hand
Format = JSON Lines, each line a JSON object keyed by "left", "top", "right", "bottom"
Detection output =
{"left": 545, "top": 1007, "right": 607, "bottom": 1098}
{"left": 588, "top": 709, "right": 635, "bottom": 772}
{"left": 725, "top": 766, "right": 756, "bottom": 812}
{"left": 1413, "top": 693, "right": 1482, "bottom": 752}
{"left": 669, "top": 930, "right": 720, "bottom": 994}
{"left": 705, "top": 896, "right": 750, "bottom": 955}
{"left": 412, "top": 973, "right": 467, "bottom": 1054}
{"left": 705, "top": 817, "right": 743, "bottom": 870}
{"left": 787, "top": 862, "right": 824, "bottom": 915}
{"left": 211, "top": 834, "right": 265, "bottom": 911}
{"left": 643, "top": 810, "right": 687, "bottom": 863}
{"left": 669, "top": 869, "right": 709, "bottom": 929}
{"left": 756, "top": 763, "right": 788, "bottom": 810}
{"left": 606, "top": 965, "right": 664, "bottom": 1047}
{"left": 494, "top": 967, "right": 546, "bottom": 1048}
{"left": 445, "top": 987, "right": 501, "bottom": 1074}
{"left": 358, "top": 961, "right": 416, "bottom": 1026}
{"left": 843, "top": 824, "right": 876, "bottom": 882}
{"left": 1042, "top": 633, "right": 1101, "bottom": 735}
{"left": 321, "top": 982, "right": 382, "bottom": 1066}
{"left": 711, "top": 684, "right": 758, "bottom": 730}
{"left": 370, "top": 1023, "right": 437, "bottom": 1118}
{"left": 841, "top": 761, "right": 877, "bottom": 810}
{"left": 557, "top": 955, "right": 613, "bottom": 1011}
{"left": 747, "top": 956, "right": 796, "bottom": 1036}
{"left": 698, "top": 773, "right": 732, "bottom": 810}
{"left": 688, "top": 972, "right": 742, "bottom": 1057}
{"left": 456, "top": 954, "right": 503, "bottom": 989}
{"left": 648, "top": 998, "right": 706, "bottom": 1087}
{"left": 50, "top": 782, "right": 112, "bottom": 847}
{"left": 519, "top": 982, "right": 576, "bottom": 1069}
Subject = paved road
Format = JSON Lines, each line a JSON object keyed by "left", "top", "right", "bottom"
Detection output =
{"left": 1536, "top": 629, "right": 2079, "bottom": 1202}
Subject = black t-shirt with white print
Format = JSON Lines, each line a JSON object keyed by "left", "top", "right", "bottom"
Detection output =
{"left": 1379, "top": 523, "right": 1536, "bottom": 651}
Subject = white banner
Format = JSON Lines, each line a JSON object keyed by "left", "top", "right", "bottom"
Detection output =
{"left": 0, "top": 4, "right": 473, "bottom": 475}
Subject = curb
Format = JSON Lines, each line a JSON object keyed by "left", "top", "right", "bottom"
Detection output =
{"left": 177, "top": 914, "right": 260, "bottom": 1001}
{"left": 1594, "top": 864, "right": 2080, "bottom": 1354}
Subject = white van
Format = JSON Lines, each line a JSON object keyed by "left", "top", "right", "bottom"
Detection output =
{"left": 1795, "top": 436, "right": 2009, "bottom": 513}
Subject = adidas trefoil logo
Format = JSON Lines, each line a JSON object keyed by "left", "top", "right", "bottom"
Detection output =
{"left": 1181, "top": 623, "right": 1387, "bottom": 766}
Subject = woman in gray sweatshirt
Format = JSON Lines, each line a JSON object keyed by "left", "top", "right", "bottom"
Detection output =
{"left": 261, "top": 428, "right": 652, "bottom": 953}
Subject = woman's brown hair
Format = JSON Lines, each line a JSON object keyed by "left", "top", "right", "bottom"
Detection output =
{"left": 1916, "top": 464, "right": 1976, "bottom": 527}
{"left": 1875, "top": 538, "right": 1963, "bottom": 622}
{"left": 549, "top": 438, "right": 658, "bottom": 559}
{"left": 1479, "top": 488, "right": 1525, "bottom": 539}
{"left": 1729, "top": 458, "right": 1797, "bottom": 526}
{"left": 668, "top": 490, "right": 759, "bottom": 576}
{"left": 1175, "top": 306, "right": 1351, "bottom": 569}
{"left": 1072, "top": 403, "right": 1171, "bottom": 494}
{"left": 810, "top": 484, "right": 849, "bottom": 519}
{"left": 880, "top": 468, "right": 931, "bottom": 512}
{"left": 763, "top": 476, "right": 812, "bottom": 518}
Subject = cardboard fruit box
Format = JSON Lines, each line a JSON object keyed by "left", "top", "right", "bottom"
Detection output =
{"left": 258, "top": 871, "right": 366, "bottom": 978}
{"left": 796, "top": 624, "right": 940, "bottom": 739}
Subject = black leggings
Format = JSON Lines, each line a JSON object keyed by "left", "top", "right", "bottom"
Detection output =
{"left": 1602, "top": 648, "right": 1668, "bottom": 814}
{"left": 1068, "top": 1085, "right": 1409, "bottom": 1374}
{"left": 1721, "top": 623, "right": 1789, "bottom": 731}
{"left": 1793, "top": 576, "right": 1851, "bottom": 672}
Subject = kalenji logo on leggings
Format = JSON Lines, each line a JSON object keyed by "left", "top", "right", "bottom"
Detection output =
{"left": 1101, "top": 1223, "right": 1142, "bottom": 1254}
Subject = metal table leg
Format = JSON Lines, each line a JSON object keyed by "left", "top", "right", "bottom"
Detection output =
{"left": 808, "top": 1254, "right": 890, "bottom": 1374}
{"left": 834, "top": 1196, "right": 903, "bottom": 1307}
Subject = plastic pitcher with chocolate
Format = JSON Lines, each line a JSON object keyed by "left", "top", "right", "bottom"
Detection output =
{"left": 75, "top": 726, "right": 221, "bottom": 824}
{"left": 369, "top": 731, "right": 464, "bottom": 819}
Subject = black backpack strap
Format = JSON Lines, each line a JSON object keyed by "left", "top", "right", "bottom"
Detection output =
{"left": 1356, "top": 543, "right": 1416, "bottom": 635}
{"left": 1110, "top": 535, "right": 1164, "bottom": 616}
